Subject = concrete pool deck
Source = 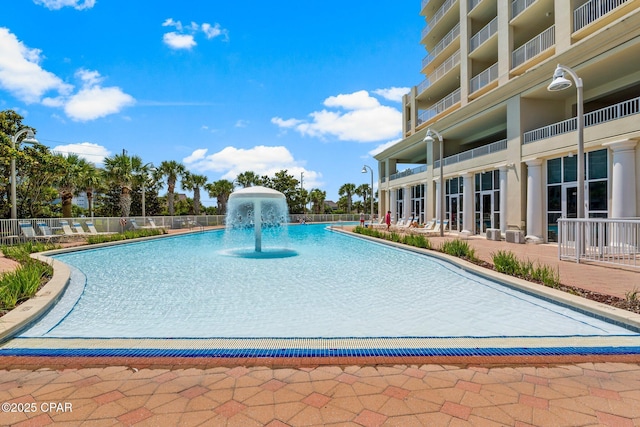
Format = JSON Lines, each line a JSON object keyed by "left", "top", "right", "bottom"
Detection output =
{"left": 1, "top": 225, "right": 640, "bottom": 425}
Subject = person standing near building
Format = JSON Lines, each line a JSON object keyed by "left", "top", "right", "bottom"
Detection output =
{"left": 385, "top": 210, "right": 391, "bottom": 231}
{"left": 360, "top": 211, "right": 365, "bottom": 227}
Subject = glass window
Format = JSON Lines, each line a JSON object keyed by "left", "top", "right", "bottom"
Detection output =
{"left": 493, "top": 170, "right": 500, "bottom": 189}
{"left": 547, "top": 158, "right": 561, "bottom": 184}
{"left": 475, "top": 173, "right": 480, "bottom": 189}
{"left": 563, "top": 155, "right": 577, "bottom": 182}
{"left": 588, "top": 149, "right": 607, "bottom": 180}
{"left": 588, "top": 181, "right": 607, "bottom": 211}
{"left": 481, "top": 172, "right": 492, "bottom": 191}
{"left": 547, "top": 185, "right": 561, "bottom": 211}
{"left": 494, "top": 191, "right": 500, "bottom": 212}
{"left": 475, "top": 193, "right": 480, "bottom": 211}
{"left": 547, "top": 213, "right": 561, "bottom": 242}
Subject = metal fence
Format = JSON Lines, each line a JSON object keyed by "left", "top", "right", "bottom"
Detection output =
{"left": 0, "top": 214, "right": 365, "bottom": 245}
{"left": 558, "top": 218, "right": 640, "bottom": 268}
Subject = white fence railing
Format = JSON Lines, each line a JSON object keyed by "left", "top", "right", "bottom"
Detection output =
{"left": 422, "top": 23, "right": 460, "bottom": 69}
{"left": 512, "top": 0, "right": 537, "bottom": 19}
{"left": 470, "top": 17, "right": 498, "bottom": 52}
{"left": 574, "top": 0, "right": 630, "bottom": 31}
{"left": 418, "top": 50, "right": 461, "bottom": 95}
{"left": 558, "top": 218, "right": 640, "bottom": 268}
{"left": 417, "top": 88, "right": 462, "bottom": 125}
{"left": 434, "top": 139, "right": 507, "bottom": 168}
{"left": 512, "top": 26, "right": 555, "bottom": 69}
{"left": 523, "top": 95, "right": 640, "bottom": 144}
{"left": 470, "top": 62, "right": 499, "bottom": 94}
{"left": 0, "top": 214, "right": 366, "bottom": 245}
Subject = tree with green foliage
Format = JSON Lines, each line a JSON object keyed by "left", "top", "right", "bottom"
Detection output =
{"left": 205, "top": 179, "right": 234, "bottom": 215}
{"left": 181, "top": 172, "right": 208, "bottom": 215}
{"left": 235, "top": 171, "right": 261, "bottom": 188}
{"left": 309, "top": 188, "right": 326, "bottom": 214}
{"left": 355, "top": 183, "right": 371, "bottom": 214}
{"left": 103, "top": 153, "right": 142, "bottom": 217}
{"left": 338, "top": 183, "right": 356, "bottom": 213}
{"left": 263, "top": 170, "right": 305, "bottom": 213}
{"left": 55, "top": 154, "right": 96, "bottom": 218}
{"left": 156, "top": 160, "right": 185, "bottom": 216}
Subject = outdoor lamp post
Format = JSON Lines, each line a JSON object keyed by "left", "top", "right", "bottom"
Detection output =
{"left": 10, "top": 128, "right": 40, "bottom": 219}
{"left": 361, "top": 165, "right": 374, "bottom": 226}
{"left": 547, "top": 64, "right": 585, "bottom": 219}
{"left": 424, "top": 128, "right": 445, "bottom": 237}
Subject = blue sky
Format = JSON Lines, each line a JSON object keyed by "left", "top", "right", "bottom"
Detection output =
{"left": 1, "top": 0, "right": 424, "bottom": 205}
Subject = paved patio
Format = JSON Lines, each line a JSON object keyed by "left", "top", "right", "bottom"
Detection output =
{"left": 1, "top": 226, "right": 640, "bottom": 426}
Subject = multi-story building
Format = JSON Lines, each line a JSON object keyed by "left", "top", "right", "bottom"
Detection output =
{"left": 375, "top": 0, "right": 640, "bottom": 242}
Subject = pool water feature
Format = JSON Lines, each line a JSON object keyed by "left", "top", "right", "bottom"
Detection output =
{"left": 17, "top": 224, "right": 639, "bottom": 341}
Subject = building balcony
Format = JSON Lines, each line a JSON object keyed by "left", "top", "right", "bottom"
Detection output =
{"left": 417, "top": 50, "right": 461, "bottom": 96}
{"left": 434, "top": 139, "right": 507, "bottom": 169}
{"left": 511, "top": 0, "right": 537, "bottom": 20}
{"left": 416, "top": 88, "right": 462, "bottom": 127}
{"left": 511, "top": 25, "right": 555, "bottom": 72}
{"left": 422, "top": 23, "right": 460, "bottom": 71}
{"left": 469, "top": 62, "right": 499, "bottom": 97}
{"left": 523, "top": 95, "right": 640, "bottom": 144}
{"left": 421, "top": 0, "right": 459, "bottom": 45}
{"left": 574, "top": 0, "right": 632, "bottom": 32}
{"left": 469, "top": 16, "right": 497, "bottom": 52}
{"left": 389, "top": 165, "right": 428, "bottom": 182}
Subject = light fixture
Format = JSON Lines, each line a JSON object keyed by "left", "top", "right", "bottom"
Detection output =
{"left": 547, "top": 66, "right": 573, "bottom": 91}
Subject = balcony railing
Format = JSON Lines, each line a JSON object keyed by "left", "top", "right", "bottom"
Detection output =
{"left": 422, "top": 23, "right": 460, "bottom": 69}
{"left": 426, "top": 0, "right": 457, "bottom": 36}
{"left": 511, "top": 0, "right": 537, "bottom": 19}
{"left": 389, "top": 165, "right": 428, "bottom": 182}
{"left": 574, "top": 0, "right": 630, "bottom": 31}
{"left": 470, "top": 16, "right": 498, "bottom": 52}
{"left": 558, "top": 218, "right": 640, "bottom": 268}
{"left": 469, "top": 0, "right": 483, "bottom": 13}
{"left": 418, "top": 50, "right": 461, "bottom": 95}
{"left": 417, "top": 88, "right": 462, "bottom": 125}
{"left": 434, "top": 139, "right": 507, "bottom": 168}
{"left": 511, "top": 26, "right": 555, "bottom": 69}
{"left": 470, "top": 62, "right": 498, "bottom": 94}
{"left": 523, "top": 95, "right": 640, "bottom": 144}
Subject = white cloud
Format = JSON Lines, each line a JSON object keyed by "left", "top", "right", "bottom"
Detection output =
{"left": 34, "top": 0, "right": 96, "bottom": 10}
{"left": 272, "top": 90, "right": 401, "bottom": 142}
{"left": 162, "top": 19, "right": 229, "bottom": 50}
{"left": 0, "top": 28, "right": 134, "bottom": 121}
{"left": 183, "top": 145, "right": 323, "bottom": 188}
{"left": 163, "top": 32, "right": 196, "bottom": 50}
{"left": 63, "top": 69, "right": 135, "bottom": 121}
{"left": 0, "top": 28, "right": 73, "bottom": 104}
{"left": 369, "top": 139, "right": 401, "bottom": 156}
{"left": 52, "top": 142, "right": 111, "bottom": 165}
{"left": 235, "top": 119, "right": 248, "bottom": 128}
{"left": 373, "top": 87, "right": 410, "bottom": 102}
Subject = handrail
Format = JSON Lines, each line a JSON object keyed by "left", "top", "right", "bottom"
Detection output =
{"left": 511, "top": 26, "right": 555, "bottom": 69}
{"left": 574, "top": 0, "right": 630, "bottom": 31}
{"left": 422, "top": 23, "right": 460, "bottom": 69}
{"left": 470, "top": 62, "right": 498, "bottom": 93}
{"left": 417, "top": 88, "right": 461, "bottom": 124}
{"left": 511, "top": 0, "right": 537, "bottom": 20}
{"left": 523, "top": 95, "right": 640, "bottom": 144}
{"left": 470, "top": 17, "right": 498, "bottom": 52}
{"left": 434, "top": 139, "right": 507, "bottom": 168}
{"left": 418, "top": 50, "right": 461, "bottom": 95}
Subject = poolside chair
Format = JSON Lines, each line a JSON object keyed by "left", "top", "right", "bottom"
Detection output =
{"left": 59, "top": 220, "right": 76, "bottom": 236}
{"left": 19, "top": 223, "right": 54, "bottom": 242}
{"left": 85, "top": 221, "right": 115, "bottom": 235}
{"left": 144, "top": 218, "right": 158, "bottom": 229}
{"left": 129, "top": 218, "right": 141, "bottom": 230}
{"left": 72, "top": 222, "right": 87, "bottom": 234}
{"left": 37, "top": 222, "right": 62, "bottom": 241}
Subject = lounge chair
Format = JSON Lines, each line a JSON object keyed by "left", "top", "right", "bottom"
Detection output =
{"left": 129, "top": 219, "right": 141, "bottom": 230}
{"left": 72, "top": 222, "right": 87, "bottom": 234}
{"left": 19, "top": 223, "right": 54, "bottom": 242}
{"left": 36, "top": 222, "right": 62, "bottom": 241}
{"left": 416, "top": 220, "right": 443, "bottom": 235}
{"left": 85, "top": 221, "right": 114, "bottom": 235}
{"left": 144, "top": 218, "right": 158, "bottom": 229}
{"left": 59, "top": 220, "right": 75, "bottom": 236}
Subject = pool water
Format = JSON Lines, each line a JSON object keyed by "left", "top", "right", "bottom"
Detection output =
{"left": 21, "top": 224, "right": 637, "bottom": 339}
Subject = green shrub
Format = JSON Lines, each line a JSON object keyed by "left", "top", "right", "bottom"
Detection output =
{"left": 0, "top": 260, "right": 52, "bottom": 313}
{"left": 86, "top": 228, "right": 166, "bottom": 244}
{"left": 492, "top": 250, "right": 521, "bottom": 275}
{"left": 2, "top": 241, "right": 60, "bottom": 263}
{"left": 402, "top": 234, "right": 431, "bottom": 249}
{"left": 440, "top": 239, "right": 477, "bottom": 261}
{"left": 492, "top": 250, "right": 560, "bottom": 287}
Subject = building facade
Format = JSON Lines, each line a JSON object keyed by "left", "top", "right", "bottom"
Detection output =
{"left": 375, "top": 0, "right": 640, "bottom": 242}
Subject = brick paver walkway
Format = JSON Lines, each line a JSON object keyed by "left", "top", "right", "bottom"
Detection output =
{"left": 1, "top": 226, "right": 640, "bottom": 425}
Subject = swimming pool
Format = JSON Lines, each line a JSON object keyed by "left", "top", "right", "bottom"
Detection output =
{"left": 17, "top": 224, "right": 638, "bottom": 340}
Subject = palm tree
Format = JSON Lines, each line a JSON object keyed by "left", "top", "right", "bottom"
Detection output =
{"left": 309, "top": 188, "right": 326, "bottom": 214}
{"left": 103, "top": 153, "right": 142, "bottom": 217}
{"left": 338, "top": 183, "right": 356, "bottom": 213}
{"left": 355, "top": 183, "right": 370, "bottom": 214}
{"left": 181, "top": 172, "right": 208, "bottom": 215}
{"left": 235, "top": 171, "right": 261, "bottom": 188}
{"left": 55, "top": 154, "right": 94, "bottom": 218}
{"left": 205, "top": 179, "right": 234, "bottom": 215}
{"left": 157, "top": 160, "right": 185, "bottom": 216}
{"left": 77, "top": 161, "right": 102, "bottom": 218}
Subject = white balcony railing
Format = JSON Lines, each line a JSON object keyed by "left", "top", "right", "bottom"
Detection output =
{"left": 470, "top": 62, "right": 499, "bottom": 94}
{"left": 470, "top": 16, "right": 498, "bottom": 52}
{"left": 511, "top": 0, "right": 537, "bottom": 19}
{"left": 434, "top": 139, "right": 507, "bottom": 168}
{"left": 418, "top": 50, "right": 461, "bottom": 95}
{"left": 426, "top": 0, "right": 457, "bottom": 35}
{"left": 574, "top": 0, "right": 630, "bottom": 31}
{"left": 469, "top": 0, "right": 483, "bottom": 13}
{"left": 422, "top": 23, "right": 460, "bottom": 69}
{"left": 558, "top": 218, "right": 640, "bottom": 268}
{"left": 511, "top": 26, "right": 555, "bottom": 69}
{"left": 389, "top": 165, "right": 428, "bottom": 182}
{"left": 417, "top": 88, "right": 462, "bottom": 124}
{"left": 523, "top": 95, "right": 640, "bottom": 144}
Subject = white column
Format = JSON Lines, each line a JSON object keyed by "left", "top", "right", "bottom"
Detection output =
{"left": 403, "top": 185, "right": 411, "bottom": 221}
{"left": 434, "top": 178, "right": 442, "bottom": 226}
{"left": 499, "top": 165, "right": 508, "bottom": 236}
{"left": 604, "top": 140, "right": 637, "bottom": 218}
{"left": 422, "top": 180, "right": 429, "bottom": 223}
{"left": 525, "top": 159, "right": 544, "bottom": 243}
{"left": 461, "top": 173, "right": 474, "bottom": 234}
{"left": 390, "top": 188, "right": 397, "bottom": 222}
